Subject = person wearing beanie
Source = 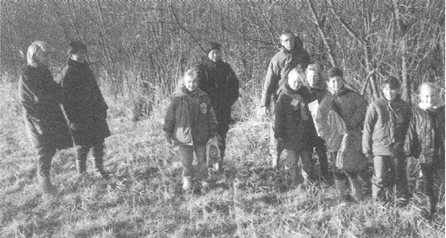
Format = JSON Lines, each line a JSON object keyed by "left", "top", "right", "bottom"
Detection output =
{"left": 405, "top": 82, "right": 445, "bottom": 218}
{"left": 363, "top": 76, "right": 411, "bottom": 204}
{"left": 317, "top": 67, "right": 368, "bottom": 203}
{"left": 260, "top": 30, "right": 311, "bottom": 169}
{"left": 59, "top": 41, "right": 111, "bottom": 180}
{"left": 196, "top": 41, "right": 240, "bottom": 172}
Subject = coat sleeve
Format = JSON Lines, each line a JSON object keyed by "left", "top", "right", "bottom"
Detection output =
{"left": 348, "top": 93, "right": 368, "bottom": 130}
{"left": 261, "top": 58, "right": 280, "bottom": 108}
{"left": 274, "top": 95, "right": 286, "bottom": 139}
{"left": 163, "top": 98, "right": 176, "bottom": 134}
{"left": 362, "top": 103, "right": 377, "bottom": 155}
{"left": 207, "top": 104, "right": 218, "bottom": 137}
{"left": 316, "top": 97, "right": 331, "bottom": 140}
{"left": 404, "top": 109, "right": 421, "bottom": 158}
{"left": 227, "top": 66, "right": 240, "bottom": 106}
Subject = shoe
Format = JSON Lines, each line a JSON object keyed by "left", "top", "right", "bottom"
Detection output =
{"left": 182, "top": 177, "right": 193, "bottom": 192}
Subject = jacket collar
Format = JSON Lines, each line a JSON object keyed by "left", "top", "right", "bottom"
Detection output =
{"left": 174, "top": 86, "right": 207, "bottom": 98}
{"left": 68, "top": 58, "right": 89, "bottom": 68}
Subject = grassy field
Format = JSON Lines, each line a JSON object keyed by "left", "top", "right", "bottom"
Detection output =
{"left": 0, "top": 80, "right": 444, "bottom": 238}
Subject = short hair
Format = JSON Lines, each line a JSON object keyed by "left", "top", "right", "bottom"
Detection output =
{"left": 327, "top": 67, "right": 343, "bottom": 79}
{"left": 68, "top": 41, "right": 87, "bottom": 55}
{"left": 382, "top": 76, "right": 401, "bottom": 89}
{"left": 419, "top": 82, "right": 438, "bottom": 95}
{"left": 281, "top": 30, "right": 295, "bottom": 38}
{"left": 287, "top": 65, "right": 306, "bottom": 82}
{"left": 184, "top": 68, "right": 198, "bottom": 81}
{"left": 306, "top": 62, "right": 325, "bottom": 87}
{"left": 27, "top": 41, "right": 50, "bottom": 67}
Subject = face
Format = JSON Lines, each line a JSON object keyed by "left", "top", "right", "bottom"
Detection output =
{"left": 288, "top": 71, "right": 303, "bottom": 91}
{"left": 382, "top": 84, "right": 400, "bottom": 101}
{"left": 70, "top": 50, "right": 87, "bottom": 62}
{"left": 327, "top": 76, "right": 344, "bottom": 93}
{"left": 306, "top": 70, "right": 320, "bottom": 88}
{"left": 184, "top": 75, "right": 199, "bottom": 92}
{"left": 208, "top": 49, "right": 221, "bottom": 62}
{"left": 35, "top": 50, "right": 50, "bottom": 66}
{"left": 419, "top": 86, "right": 437, "bottom": 108}
{"left": 280, "top": 33, "right": 295, "bottom": 51}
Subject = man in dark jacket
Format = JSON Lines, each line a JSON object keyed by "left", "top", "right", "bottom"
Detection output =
{"left": 59, "top": 41, "right": 111, "bottom": 179}
{"left": 197, "top": 42, "right": 239, "bottom": 172}
{"left": 261, "top": 30, "right": 311, "bottom": 169}
{"left": 405, "top": 82, "right": 445, "bottom": 218}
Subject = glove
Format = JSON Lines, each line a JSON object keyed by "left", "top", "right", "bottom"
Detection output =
{"left": 165, "top": 132, "right": 174, "bottom": 145}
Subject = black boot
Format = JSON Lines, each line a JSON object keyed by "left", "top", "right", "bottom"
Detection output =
{"left": 76, "top": 146, "right": 89, "bottom": 174}
{"left": 92, "top": 146, "right": 110, "bottom": 179}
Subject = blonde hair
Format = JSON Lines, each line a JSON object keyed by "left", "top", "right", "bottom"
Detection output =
{"left": 27, "top": 41, "right": 50, "bottom": 67}
{"left": 287, "top": 66, "right": 306, "bottom": 82}
{"left": 419, "top": 82, "right": 438, "bottom": 95}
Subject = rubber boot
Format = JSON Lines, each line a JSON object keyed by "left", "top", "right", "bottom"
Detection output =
{"left": 76, "top": 146, "right": 88, "bottom": 174}
{"left": 349, "top": 177, "right": 364, "bottom": 202}
{"left": 182, "top": 177, "right": 193, "bottom": 192}
{"left": 335, "top": 179, "right": 349, "bottom": 201}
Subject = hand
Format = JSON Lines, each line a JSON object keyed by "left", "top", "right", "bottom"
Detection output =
{"left": 165, "top": 133, "right": 174, "bottom": 145}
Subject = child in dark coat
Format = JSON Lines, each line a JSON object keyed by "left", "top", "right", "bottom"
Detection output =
{"left": 363, "top": 77, "right": 411, "bottom": 204}
{"left": 275, "top": 67, "right": 318, "bottom": 185}
{"left": 59, "top": 41, "right": 111, "bottom": 179}
{"left": 163, "top": 68, "right": 218, "bottom": 192}
{"left": 405, "top": 82, "right": 445, "bottom": 217}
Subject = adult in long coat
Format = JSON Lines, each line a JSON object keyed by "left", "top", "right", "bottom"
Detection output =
{"left": 59, "top": 41, "right": 111, "bottom": 178}
{"left": 18, "top": 41, "right": 72, "bottom": 194}
{"left": 260, "top": 30, "right": 311, "bottom": 169}
{"left": 197, "top": 42, "right": 239, "bottom": 172}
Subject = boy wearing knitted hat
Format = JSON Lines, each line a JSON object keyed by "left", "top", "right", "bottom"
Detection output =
{"left": 363, "top": 76, "right": 411, "bottom": 204}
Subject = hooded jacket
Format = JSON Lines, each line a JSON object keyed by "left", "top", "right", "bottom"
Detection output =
{"left": 405, "top": 105, "right": 445, "bottom": 166}
{"left": 163, "top": 87, "right": 218, "bottom": 146}
{"left": 197, "top": 57, "right": 239, "bottom": 127}
{"left": 59, "top": 59, "right": 110, "bottom": 145}
{"left": 317, "top": 87, "right": 368, "bottom": 132}
{"left": 362, "top": 96, "right": 411, "bottom": 156}
{"left": 18, "top": 65, "right": 72, "bottom": 149}
{"left": 274, "top": 84, "right": 317, "bottom": 151}
{"left": 261, "top": 39, "right": 311, "bottom": 109}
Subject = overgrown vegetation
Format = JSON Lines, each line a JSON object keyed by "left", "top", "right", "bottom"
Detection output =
{"left": 1, "top": 1, "right": 445, "bottom": 237}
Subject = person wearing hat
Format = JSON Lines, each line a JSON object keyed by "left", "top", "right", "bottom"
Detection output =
{"left": 59, "top": 41, "right": 111, "bottom": 179}
{"left": 260, "top": 30, "right": 311, "bottom": 169}
{"left": 363, "top": 76, "right": 411, "bottom": 204}
{"left": 196, "top": 41, "right": 240, "bottom": 172}
{"left": 18, "top": 41, "right": 73, "bottom": 195}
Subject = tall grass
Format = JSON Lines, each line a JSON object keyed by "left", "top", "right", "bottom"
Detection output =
{"left": 0, "top": 73, "right": 444, "bottom": 238}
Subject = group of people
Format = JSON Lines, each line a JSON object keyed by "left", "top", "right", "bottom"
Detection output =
{"left": 162, "top": 30, "right": 444, "bottom": 219}
{"left": 19, "top": 41, "right": 111, "bottom": 195}
{"left": 18, "top": 33, "right": 443, "bottom": 218}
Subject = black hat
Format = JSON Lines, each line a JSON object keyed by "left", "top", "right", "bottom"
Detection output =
{"left": 382, "top": 76, "right": 401, "bottom": 89}
{"left": 207, "top": 41, "right": 221, "bottom": 53}
{"left": 69, "top": 41, "right": 87, "bottom": 54}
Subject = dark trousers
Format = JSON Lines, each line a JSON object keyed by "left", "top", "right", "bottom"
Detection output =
{"left": 75, "top": 138, "right": 105, "bottom": 173}
{"left": 314, "top": 137, "right": 329, "bottom": 178}
{"left": 372, "top": 153, "right": 408, "bottom": 201}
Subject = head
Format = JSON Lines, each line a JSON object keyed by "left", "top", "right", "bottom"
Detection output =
{"left": 280, "top": 30, "right": 295, "bottom": 51}
{"left": 327, "top": 67, "right": 345, "bottom": 93}
{"left": 306, "top": 62, "right": 324, "bottom": 88}
{"left": 183, "top": 68, "right": 199, "bottom": 92}
{"left": 418, "top": 82, "right": 439, "bottom": 109}
{"left": 381, "top": 76, "right": 401, "bottom": 101}
{"left": 68, "top": 41, "right": 87, "bottom": 62}
{"left": 207, "top": 42, "right": 222, "bottom": 62}
{"left": 27, "top": 41, "right": 51, "bottom": 67}
{"left": 287, "top": 66, "right": 305, "bottom": 91}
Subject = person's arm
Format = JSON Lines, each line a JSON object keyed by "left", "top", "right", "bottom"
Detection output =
{"left": 274, "top": 95, "right": 286, "bottom": 140}
{"left": 362, "top": 103, "right": 377, "bottom": 156}
{"left": 227, "top": 66, "right": 240, "bottom": 106}
{"left": 261, "top": 58, "right": 280, "bottom": 109}
{"left": 208, "top": 103, "right": 218, "bottom": 137}
{"left": 163, "top": 98, "right": 177, "bottom": 144}
{"left": 404, "top": 109, "right": 420, "bottom": 158}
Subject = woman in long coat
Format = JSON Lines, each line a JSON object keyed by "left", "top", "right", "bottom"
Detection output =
{"left": 18, "top": 41, "right": 72, "bottom": 194}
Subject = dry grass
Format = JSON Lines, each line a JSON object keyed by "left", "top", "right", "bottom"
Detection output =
{"left": 0, "top": 80, "right": 444, "bottom": 238}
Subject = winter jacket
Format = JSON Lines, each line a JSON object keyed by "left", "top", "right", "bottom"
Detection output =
{"left": 18, "top": 65, "right": 72, "bottom": 149}
{"left": 317, "top": 87, "right": 368, "bottom": 132}
{"left": 197, "top": 57, "right": 239, "bottom": 127}
{"left": 261, "top": 39, "right": 311, "bottom": 109}
{"left": 362, "top": 96, "right": 411, "bottom": 156}
{"left": 405, "top": 105, "right": 445, "bottom": 166}
{"left": 163, "top": 87, "right": 218, "bottom": 146}
{"left": 59, "top": 59, "right": 110, "bottom": 145}
{"left": 274, "top": 84, "right": 317, "bottom": 151}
